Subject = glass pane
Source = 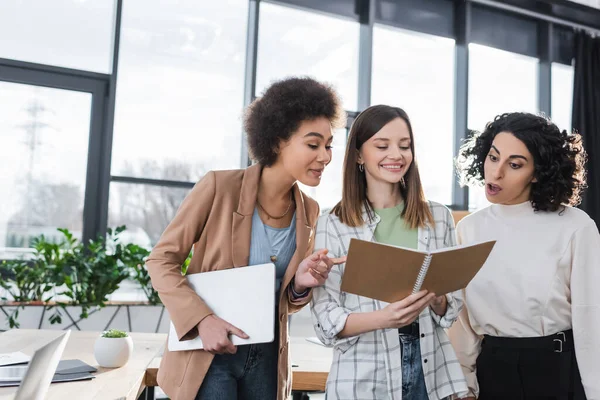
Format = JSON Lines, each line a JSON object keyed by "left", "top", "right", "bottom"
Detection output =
{"left": 468, "top": 43, "right": 539, "bottom": 211}
{"left": 0, "top": 0, "right": 115, "bottom": 73}
{"left": 256, "top": 2, "right": 359, "bottom": 110}
{"left": 108, "top": 183, "right": 191, "bottom": 247}
{"left": 0, "top": 82, "right": 91, "bottom": 251}
{"left": 551, "top": 63, "right": 574, "bottom": 133}
{"left": 298, "top": 128, "right": 347, "bottom": 212}
{"left": 371, "top": 26, "right": 455, "bottom": 206}
{"left": 111, "top": 0, "right": 248, "bottom": 180}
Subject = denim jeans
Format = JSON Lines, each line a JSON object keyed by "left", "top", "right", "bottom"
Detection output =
{"left": 400, "top": 333, "right": 429, "bottom": 400}
{"left": 195, "top": 339, "right": 279, "bottom": 400}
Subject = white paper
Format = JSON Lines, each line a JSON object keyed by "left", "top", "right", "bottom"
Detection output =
{"left": 0, "top": 352, "right": 30, "bottom": 367}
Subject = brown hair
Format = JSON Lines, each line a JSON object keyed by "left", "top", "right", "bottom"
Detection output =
{"left": 331, "top": 105, "right": 434, "bottom": 229}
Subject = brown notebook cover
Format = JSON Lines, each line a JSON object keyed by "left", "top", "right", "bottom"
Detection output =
{"left": 340, "top": 238, "right": 496, "bottom": 303}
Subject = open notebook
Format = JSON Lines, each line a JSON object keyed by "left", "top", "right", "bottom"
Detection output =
{"left": 340, "top": 238, "right": 496, "bottom": 303}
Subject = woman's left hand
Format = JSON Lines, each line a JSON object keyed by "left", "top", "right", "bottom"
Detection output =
{"left": 294, "top": 249, "right": 346, "bottom": 292}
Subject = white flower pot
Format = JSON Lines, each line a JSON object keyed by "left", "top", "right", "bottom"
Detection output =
{"left": 94, "top": 335, "right": 133, "bottom": 368}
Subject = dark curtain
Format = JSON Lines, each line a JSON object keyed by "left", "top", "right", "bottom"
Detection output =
{"left": 572, "top": 32, "right": 600, "bottom": 228}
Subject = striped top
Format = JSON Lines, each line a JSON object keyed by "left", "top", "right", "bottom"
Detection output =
{"left": 310, "top": 201, "right": 468, "bottom": 400}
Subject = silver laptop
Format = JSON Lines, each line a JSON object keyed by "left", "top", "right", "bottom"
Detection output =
{"left": 168, "top": 263, "right": 276, "bottom": 351}
{"left": 0, "top": 331, "right": 71, "bottom": 400}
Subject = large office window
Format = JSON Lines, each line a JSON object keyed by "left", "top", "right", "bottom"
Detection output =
{"left": 108, "top": 183, "right": 191, "bottom": 246}
{"left": 0, "top": 82, "right": 91, "bottom": 249}
{"left": 371, "top": 26, "right": 455, "bottom": 206}
{"left": 1, "top": 0, "right": 593, "bottom": 252}
{"left": 467, "top": 44, "right": 539, "bottom": 211}
{"left": 108, "top": 0, "right": 249, "bottom": 243}
{"left": 256, "top": 2, "right": 359, "bottom": 209}
{"left": 111, "top": 0, "right": 248, "bottom": 180}
{"left": 0, "top": 0, "right": 115, "bottom": 73}
{"left": 551, "top": 62, "right": 575, "bottom": 133}
{"left": 256, "top": 2, "right": 360, "bottom": 110}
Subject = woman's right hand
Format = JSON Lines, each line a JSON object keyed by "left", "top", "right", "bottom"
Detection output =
{"left": 197, "top": 315, "right": 249, "bottom": 355}
{"left": 379, "top": 290, "right": 436, "bottom": 329}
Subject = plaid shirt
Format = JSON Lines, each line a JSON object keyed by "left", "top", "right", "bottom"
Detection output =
{"left": 311, "top": 201, "right": 469, "bottom": 400}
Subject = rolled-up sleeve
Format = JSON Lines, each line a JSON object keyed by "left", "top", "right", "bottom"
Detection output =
{"left": 310, "top": 215, "right": 359, "bottom": 353}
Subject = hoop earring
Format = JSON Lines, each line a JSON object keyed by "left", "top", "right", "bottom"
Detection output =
{"left": 358, "top": 164, "right": 364, "bottom": 172}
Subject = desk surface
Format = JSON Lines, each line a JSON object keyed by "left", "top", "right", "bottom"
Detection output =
{"left": 144, "top": 336, "right": 333, "bottom": 393}
{"left": 0, "top": 329, "right": 166, "bottom": 400}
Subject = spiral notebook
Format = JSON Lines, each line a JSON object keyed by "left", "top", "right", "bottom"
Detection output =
{"left": 340, "top": 238, "right": 496, "bottom": 303}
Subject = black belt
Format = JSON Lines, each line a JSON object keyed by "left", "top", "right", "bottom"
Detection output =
{"left": 398, "top": 321, "right": 419, "bottom": 336}
{"left": 482, "top": 329, "right": 574, "bottom": 353}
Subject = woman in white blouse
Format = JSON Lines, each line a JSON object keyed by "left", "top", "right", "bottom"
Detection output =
{"left": 450, "top": 112, "right": 599, "bottom": 399}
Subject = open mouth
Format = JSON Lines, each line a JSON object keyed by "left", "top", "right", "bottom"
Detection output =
{"left": 486, "top": 183, "right": 502, "bottom": 195}
{"left": 309, "top": 169, "right": 324, "bottom": 178}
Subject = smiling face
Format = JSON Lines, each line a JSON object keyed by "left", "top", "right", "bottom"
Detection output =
{"left": 483, "top": 131, "right": 537, "bottom": 205}
{"left": 357, "top": 117, "right": 413, "bottom": 188}
{"left": 275, "top": 117, "right": 334, "bottom": 187}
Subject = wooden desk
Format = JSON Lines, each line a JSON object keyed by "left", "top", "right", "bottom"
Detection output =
{"left": 289, "top": 336, "right": 331, "bottom": 392}
{"left": 0, "top": 329, "right": 166, "bottom": 400}
{"left": 144, "top": 336, "right": 332, "bottom": 396}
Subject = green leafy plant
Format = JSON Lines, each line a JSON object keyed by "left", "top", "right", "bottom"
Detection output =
{"left": 101, "top": 329, "right": 128, "bottom": 338}
{"left": 0, "top": 235, "right": 65, "bottom": 328}
{"left": 53, "top": 226, "right": 132, "bottom": 321}
{"left": 0, "top": 226, "right": 170, "bottom": 328}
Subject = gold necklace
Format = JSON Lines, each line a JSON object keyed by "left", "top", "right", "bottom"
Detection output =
{"left": 257, "top": 192, "right": 293, "bottom": 220}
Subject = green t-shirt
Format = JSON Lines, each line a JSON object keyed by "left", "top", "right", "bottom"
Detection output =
{"left": 373, "top": 203, "right": 418, "bottom": 249}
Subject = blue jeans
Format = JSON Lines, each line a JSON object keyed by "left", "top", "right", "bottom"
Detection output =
{"left": 400, "top": 333, "right": 429, "bottom": 400}
{"left": 195, "top": 339, "right": 278, "bottom": 400}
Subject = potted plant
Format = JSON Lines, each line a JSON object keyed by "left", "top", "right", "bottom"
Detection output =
{"left": 94, "top": 329, "right": 134, "bottom": 368}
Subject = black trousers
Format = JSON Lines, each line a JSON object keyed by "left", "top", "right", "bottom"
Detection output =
{"left": 476, "top": 330, "right": 587, "bottom": 400}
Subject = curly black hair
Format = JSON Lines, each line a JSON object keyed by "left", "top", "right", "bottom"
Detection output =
{"left": 244, "top": 77, "right": 346, "bottom": 166}
{"left": 456, "top": 112, "right": 587, "bottom": 212}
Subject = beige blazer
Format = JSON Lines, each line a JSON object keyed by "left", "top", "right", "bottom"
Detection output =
{"left": 146, "top": 163, "right": 319, "bottom": 400}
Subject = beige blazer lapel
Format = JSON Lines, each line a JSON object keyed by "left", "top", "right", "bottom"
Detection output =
{"left": 231, "top": 164, "right": 261, "bottom": 267}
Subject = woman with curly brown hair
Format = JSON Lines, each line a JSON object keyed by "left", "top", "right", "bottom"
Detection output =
{"left": 146, "top": 76, "right": 347, "bottom": 400}
{"left": 448, "top": 112, "right": 600, "bottom": 400}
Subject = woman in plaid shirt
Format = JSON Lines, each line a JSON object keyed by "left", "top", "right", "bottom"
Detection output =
{"left": 310, "top": 105, "right": 468, "bottom": 400}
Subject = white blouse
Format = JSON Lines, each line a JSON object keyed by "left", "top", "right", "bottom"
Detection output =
{"left": 449, "top": 201, "right": 600, "bottom": 399}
